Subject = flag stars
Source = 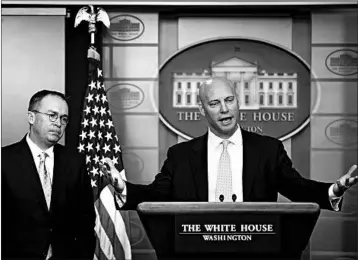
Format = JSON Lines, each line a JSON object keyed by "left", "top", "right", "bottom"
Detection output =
{"left": 84, "top": 106, "right": 91, "bottom": 115}
{"left": 103, "top": 143, "right": 110, "bottom": 154}
{"left": 96, "top": 143, "right": 101, "bottom": 152}
{"left": 105, "top": 132, "right": 112, "bottom": 141}
{"left": 90, "top": 118, "right": 98, "bottom": 127}
{"left": 97, "top": 81, "right": 102, "bottom": 89}
{"left": 100, "top": 156, "right": 106, "bottom": 164}
{"left": 86, "top": 93, "right": 94, "bottom": 103}
{"left": 114, "top": 144, "right": 121, "bottom": 153}
{"left": 90, "top": 179, "right": 97, "bottom": 188}
{"left": 89, "top": 81, "right": 96, "bottom": 90}
{"left": 99, "top": 120, "right": 105, "bottom": 128}
{"left": 79, "top": 64, "right": 125, "bottom": 194}
{"left": 81, "top": 118, "right": 89, "bottom": 128}
{"left": 97, "top": 69, "right": 103, "bottom": 78}
{"left": 88, "top": 130, "right": 96, "bottom": 140}
{"left": 111, "top": 156, "right": 118, "bottom": 165}
{"left": 80, "top": 131, "right": 87, "bottom": 140}
{"left": 101, "top": 94, "right": 107, "bottom": 103}
{"left": 93, "top": 155, "right": 99, "bottom": 164}
{"left": 78, "top": 143, "right": 85, "bottom": 153}
{"left": 86, "top": 143, "right": 93, "bottom": 152}
{"left": 98, "top": 132, "right": 103, "bottom": 140}
{"left": 106, "top": 119, "right": 114, "bottom": 129}
{"left": 86, "top": 155, "right": 91, "bottom": 164}
{"left": 90, "top": 167, "right": 99, "bottom": 176}
{"left": 100, "top": 107, "right": 107, "bottom": 116}
{"left": 92, "top": 106, "right": 99, "bottom": 115}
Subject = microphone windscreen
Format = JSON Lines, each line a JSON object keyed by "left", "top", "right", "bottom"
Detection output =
{"left": 219, "top": 194, "right": 224, "bottom": 202}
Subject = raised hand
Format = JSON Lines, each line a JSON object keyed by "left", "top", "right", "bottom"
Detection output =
{"left": 99, "top": 158, "right": 125, "bottom": 193}
{"left": 333, "top": 164, "right": 358, "bottom": 197}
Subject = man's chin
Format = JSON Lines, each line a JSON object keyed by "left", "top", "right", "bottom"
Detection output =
{"left": 217, "top": 124, "right": 238, "bottom": 137}
{"left": 47, "top": 135, "right": 61, "bottom": 144}
{"left": 220, "top": 119, "right": 237, "bottom": 129}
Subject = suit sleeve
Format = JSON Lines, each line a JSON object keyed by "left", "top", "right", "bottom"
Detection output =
{"left": 76, "top": 156, "right": 96, "bottom": 258}
{"left": 275, "top": 141, "right": 333, "bottom": 210}
{"left": 120, "top": 147, "right": 174, "bottom": 210}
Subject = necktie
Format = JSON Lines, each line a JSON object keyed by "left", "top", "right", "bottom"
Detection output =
{"left": 39, "top": 152, "right": 51, "bottom": 209}
{"left": 38, "top": 152, "right": 53, "bottom": 259}
{"left": 215, "top": 140, "right": 233, "bottom": 202}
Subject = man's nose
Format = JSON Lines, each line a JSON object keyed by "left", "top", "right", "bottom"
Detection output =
{"left": 53, "top": 118, "right": 62, "bottom": 127}
{"left": 220, "top": 102, "right": 229, "bottom": 113}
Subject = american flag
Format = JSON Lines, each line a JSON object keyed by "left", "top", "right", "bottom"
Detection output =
{"left": 78, "top": 46, "right": 132, "bottom": 260}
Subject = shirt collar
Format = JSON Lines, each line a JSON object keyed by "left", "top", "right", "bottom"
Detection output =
{"left": 207, "top": 125, "right": 243, "bottom": 148}
{"left": 26, "top": 133, "right": 54, "bottom": 159}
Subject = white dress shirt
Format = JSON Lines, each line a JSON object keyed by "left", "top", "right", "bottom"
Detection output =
{"left": 26, "top": 134, "right": 54, "bottom": 185}
{"left": 207, "top": 127, "right": 243, "bottom": 202}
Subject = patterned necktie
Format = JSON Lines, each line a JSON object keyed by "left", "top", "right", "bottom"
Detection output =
{"left": 38, "top": 152, "right": 53, "bottom": 259}
{"left": 215, "top": 140, "right": 233, "bottom": 202}
{"left": 39, "top": 152, "right": 51, "bottom": 209}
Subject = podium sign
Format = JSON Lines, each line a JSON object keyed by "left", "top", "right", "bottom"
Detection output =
{"left": 175, "top": 214, "right": 280, "bottom": 253}
{"left": 137, "top": 202, "right": 320, "bottom": 259}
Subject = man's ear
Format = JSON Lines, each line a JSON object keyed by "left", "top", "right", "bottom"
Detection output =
{"left": 198, "top": 102, "right": 205, "bottom": 117}
{"left": 27, "top": 111, "right": 35, "bottom": 125}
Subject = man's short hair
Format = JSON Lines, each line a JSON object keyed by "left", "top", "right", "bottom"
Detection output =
{"left": 28, "top": 90, "right": 68, "bottom": 111}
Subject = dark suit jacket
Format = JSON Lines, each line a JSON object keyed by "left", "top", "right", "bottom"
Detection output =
{"left": 2, "top": 136, "right": 96, "bottom": 260}
{"left": 124, "top": 130, "right": 333, "bottom": 210}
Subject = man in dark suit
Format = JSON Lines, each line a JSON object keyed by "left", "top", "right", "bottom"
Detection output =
{"left": 101, "top": 77, "right": 357, "bottom": 210}
{"left": 2, "top": 90, "right": 95, "bottom": 259}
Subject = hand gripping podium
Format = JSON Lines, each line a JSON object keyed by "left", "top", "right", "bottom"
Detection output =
{"left": 136, "top": 202, "right": 320, "bottom": 260}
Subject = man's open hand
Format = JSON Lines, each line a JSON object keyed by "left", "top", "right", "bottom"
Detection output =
{"left": 99, "top": 158, "right": 125, "bottom": 193}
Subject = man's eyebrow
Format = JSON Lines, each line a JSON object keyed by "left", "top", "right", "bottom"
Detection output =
{"left": 46, "top": 110, "right": 58, "bottom": 114}
{"left": 47, "top": 110, "right": 68, "bottom": 116}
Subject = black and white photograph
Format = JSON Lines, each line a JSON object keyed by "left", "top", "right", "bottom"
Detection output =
{"left": 1, "top": 1, "right": 358, "bottom": 259}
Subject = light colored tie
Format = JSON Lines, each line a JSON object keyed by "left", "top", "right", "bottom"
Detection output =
{"left": 38, "top": 152, "right": 53, "bottom": 259}
{"left": 39, "top": 152, "right": 51, "bottom": 209}
{"left": 215, "top": 140, "right": 233, "bottom": 202}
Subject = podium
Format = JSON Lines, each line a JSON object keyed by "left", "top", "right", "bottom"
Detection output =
{"left": 136, "top": 202, "right": 320, "bottom": 260}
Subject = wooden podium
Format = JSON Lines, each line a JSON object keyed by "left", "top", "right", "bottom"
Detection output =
{"left": 136, "top": 202, "right": 320, "bottom": 260}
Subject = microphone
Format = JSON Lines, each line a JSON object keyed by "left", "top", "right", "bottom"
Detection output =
{"left": 219, "top": 194, "right": 224, "bottom": 202}
{"left": 232, "top": 194, "right": 237, "bottom": 202}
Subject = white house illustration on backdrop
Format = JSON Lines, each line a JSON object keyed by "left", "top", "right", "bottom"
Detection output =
{"left": 172, "top": 57, "right": 298, "bottom": 110}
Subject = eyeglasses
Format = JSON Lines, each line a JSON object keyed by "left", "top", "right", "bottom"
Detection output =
{"left": 31, "top": 110, "right": 69, "bottom": 125}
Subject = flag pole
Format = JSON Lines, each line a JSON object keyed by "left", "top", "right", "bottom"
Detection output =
{"left": 74, "top": 5, "right": 110, "bottom": 46}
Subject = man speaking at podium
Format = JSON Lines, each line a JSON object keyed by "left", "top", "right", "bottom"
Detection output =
{"left": 101, "top": 77, "right": 357, "bottom": 210}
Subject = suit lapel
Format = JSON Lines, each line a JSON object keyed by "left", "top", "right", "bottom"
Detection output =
{"left": 190, "top": 134, "right": 208, "bottom": 201}
{"left": 50, "top": 144, "right": 65, "bottom": 212}
{"left": 242, "top": 130, "right": 260, "bottom": 201}
{"left": 18, "top": 137, "right": 49, "bottom": 211}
